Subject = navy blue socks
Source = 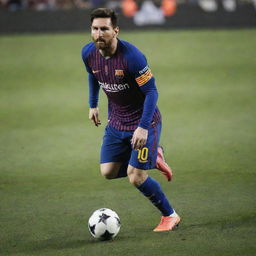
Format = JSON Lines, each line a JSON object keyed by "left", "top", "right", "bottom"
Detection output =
{"left": 137, "top": 176, "right": 174, "bottom": 216}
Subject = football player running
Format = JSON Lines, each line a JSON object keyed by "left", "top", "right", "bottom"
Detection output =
{"left": 82, "top": 8, "right": 180, "bottom": 232}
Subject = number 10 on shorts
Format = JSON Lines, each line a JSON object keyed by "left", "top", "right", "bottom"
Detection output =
{"left": 137, "top": 147, "right": 148, "bottom": 163}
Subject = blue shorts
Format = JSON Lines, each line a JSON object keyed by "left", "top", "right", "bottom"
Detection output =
{"left": 100, "top": 123, "right": 162, "bottom": 172}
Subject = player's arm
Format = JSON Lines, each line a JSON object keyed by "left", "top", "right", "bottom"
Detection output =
{"left": 89, "top": 107, "right": 101, "bottom": 127}
{"left": 137, "top": 76, "right": 158, "bottom": 129}
{"left": 88, "top": 73, "right": 101, "bottom": 126}
{"left": 131, "top": 74, "right": 158, "bottom": 149}
{"left": 126, "top": 47, "right": 158, "bottom": 149}
{"left": 82, "top": 45, "right": 101, "bottom": 127}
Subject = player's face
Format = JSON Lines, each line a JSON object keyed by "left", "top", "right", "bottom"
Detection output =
{"left": 91, "top": 18, "right": 119, "bottom": 50}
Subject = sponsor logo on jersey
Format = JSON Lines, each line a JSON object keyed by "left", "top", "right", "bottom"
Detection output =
{"left": 136, "top": 66, "right": 153, "bottom": 86}
{"left": 98, "top": 81, "right": 130, "bottom": 92}
{"left": 115, "top": 69, "right": 124, "bottom": 77}
{"left": 92, "top": 69, "right": 100, "bottom": 74}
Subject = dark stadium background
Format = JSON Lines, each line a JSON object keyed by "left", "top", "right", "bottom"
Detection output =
{"left": 1, "top": 0, "right": 256, "bottom": 33}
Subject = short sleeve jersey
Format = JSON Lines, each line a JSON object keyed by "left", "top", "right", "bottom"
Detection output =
{"left": 82, "top": 39, "right": 161, "bottom": 131}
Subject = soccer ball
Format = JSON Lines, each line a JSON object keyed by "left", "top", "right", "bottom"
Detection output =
{"left": 88, "top": 208, "right": 121, "bottom": 240}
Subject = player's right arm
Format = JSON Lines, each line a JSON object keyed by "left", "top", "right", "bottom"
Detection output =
{"left": 82, "top": 44, "right": 101, "bottom": 127}
{"left": 88, "top": 73, "right": 101, "bottom": 126}
{"left": 89, "top": 107, "right": 101, "bottom": 127}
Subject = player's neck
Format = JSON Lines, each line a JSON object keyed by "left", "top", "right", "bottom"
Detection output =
{"left": 99, "top": 38, "right": 118, "bottom": 58}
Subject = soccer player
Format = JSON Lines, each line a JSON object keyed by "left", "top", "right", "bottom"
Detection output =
{"left": 82, "top": 8, "right": 181, "bottom": 232}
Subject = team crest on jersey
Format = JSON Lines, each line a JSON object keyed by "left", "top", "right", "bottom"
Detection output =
{"left": 115, "top": 69, "right": 124, "bottom": 77}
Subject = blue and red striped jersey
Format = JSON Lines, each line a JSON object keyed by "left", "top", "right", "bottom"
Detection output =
{"left": 82, "top": 39, "right": 161, "bottom": 131}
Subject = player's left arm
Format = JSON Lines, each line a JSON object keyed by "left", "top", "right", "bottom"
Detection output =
{"left": 131, "top": 72, "right": 158, "bottom": 150}
{"left": 126, "top": 47, "right": 158, "bottom": 149}
{"left": 137, "top": 76, "right": 158, "bottom": 129}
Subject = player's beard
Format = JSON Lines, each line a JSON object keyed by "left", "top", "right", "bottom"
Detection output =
{"left": 93, "top": 38, "right": 113, "bottom": 51}
{"left": 93, "top": 38, "right": 112, "bottom": 50}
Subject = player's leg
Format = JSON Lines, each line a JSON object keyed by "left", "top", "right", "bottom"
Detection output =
{"left": 100, "top": 125, "right": 131, "bottom": 179}
{"left": 100, "top": 162, "right": 129, "bottom": 179}
{"left": 100, "top": 162, "right": 122, "bottom": 179}
{"left": 153, "top": 124, "right": 172, "bottom": 181}
{"left": 127, "top": 165, "right": 179, "bottom": 227}
{"left": 127, "top": 165, "right": 148, "bottom": 186}
{"left": 128, "top": 123, "right": 180, "bottom": 231}
{"left": 156, "top": 146, "right": 173, "bottom": 181}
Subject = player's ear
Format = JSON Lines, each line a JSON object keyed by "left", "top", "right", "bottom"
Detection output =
{"left": 114, "top": 26, "right": 119, "bottom": 37}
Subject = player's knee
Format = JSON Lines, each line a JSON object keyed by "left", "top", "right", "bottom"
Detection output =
{"left": 100, "top": 163, "right": 119, "bottom": 179}
{"left": 127, "top": 166, "right": 148, "bottom": 187}
{"left": 100, "top": 167, "right": 116, "bottom": 179}
{"left": 128, "top": 173, "right": 139, "bottom": 186}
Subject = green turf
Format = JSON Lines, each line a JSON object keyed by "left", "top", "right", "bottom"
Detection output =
{"left": 0, "top": 29, "right": 256, "bottom": 256}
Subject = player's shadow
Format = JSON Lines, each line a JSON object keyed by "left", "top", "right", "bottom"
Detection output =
{"left": 2, "top": 233, "right": 133, "bottom": 254}
{"left": 2, "top": 235, "right": 130, "bottom": 254}
{"left": 2, "top": 237, "right": 90, "bottom": 254}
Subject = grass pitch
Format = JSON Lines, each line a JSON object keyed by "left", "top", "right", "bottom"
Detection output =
{"left": 0, "top": 29, "right": 256, "bottom": 256}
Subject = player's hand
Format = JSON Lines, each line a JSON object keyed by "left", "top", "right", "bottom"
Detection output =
{"left": 89, "top": 107, "right": 101, "bottom": 127}
{"left": 131, "top": 127, "right": 148, "bottom": 150}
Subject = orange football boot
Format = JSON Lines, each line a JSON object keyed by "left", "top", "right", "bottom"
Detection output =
{"left": 155, "top": 146, "right": 172, "bottom": 181}
{"left": 153, "top": 215, "right": 181, "bottom": 232}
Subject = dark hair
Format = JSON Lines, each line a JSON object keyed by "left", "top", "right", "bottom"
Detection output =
{"left": 90, "top": 8, "right": 118, "bottom": 28}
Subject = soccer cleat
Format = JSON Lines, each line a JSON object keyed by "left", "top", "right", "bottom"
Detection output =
{"left": 153, "top": 215, "right": 181, "bottom": 232}
{"left": 155, "top": 146, "right": 173, "bottom": 181}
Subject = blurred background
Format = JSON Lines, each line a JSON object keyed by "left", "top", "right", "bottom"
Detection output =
{"left": 0, "top": 0, "right": 256, "bottom": 33}
{"left": 0, "top": 0, "right": 255, "bottom": 12}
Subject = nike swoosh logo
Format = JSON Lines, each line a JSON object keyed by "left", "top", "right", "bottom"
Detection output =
{"left": 92, "top": 70, "right": 100, "bottom": 74}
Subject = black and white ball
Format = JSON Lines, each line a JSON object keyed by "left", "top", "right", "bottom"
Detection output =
{"left": 88, "top": 208, "right": 121, "bottom": 240}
